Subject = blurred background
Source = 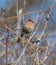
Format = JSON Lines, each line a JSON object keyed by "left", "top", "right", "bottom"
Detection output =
{"left": 0, "top": 0, "right": 56, "bottom": 65}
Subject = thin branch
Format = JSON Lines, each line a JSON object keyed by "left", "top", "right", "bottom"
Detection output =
{"left": 15, "top": 11, "right": 48, "bottom": 65}
{"left": 0, "top": 10, "right": 38, "bottom": 22}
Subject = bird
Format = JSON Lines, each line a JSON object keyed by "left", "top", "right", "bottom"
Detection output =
{"left": 17, "top": 19, "right": 34, "bottom": 42}
{"left": 21, "top": 19, "right": 35, "bottom": 37}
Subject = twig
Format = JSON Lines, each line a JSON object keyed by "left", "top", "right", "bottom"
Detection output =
{"left": 0, "top": 10, "right": 38, "bottom": 22}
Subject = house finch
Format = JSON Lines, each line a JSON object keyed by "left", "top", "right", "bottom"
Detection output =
{"left": 21, "top": 19, "right": 34, "bottom": 37}
{"left": 17, "top": 19, "right": 34, "bottom": 42}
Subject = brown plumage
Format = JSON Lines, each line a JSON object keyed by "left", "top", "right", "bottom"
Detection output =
{"left": 21, "top": 19, "right": 34, "bottom": 37}
{"left": 17, "top": 19, "right": 34, "bottom": 42}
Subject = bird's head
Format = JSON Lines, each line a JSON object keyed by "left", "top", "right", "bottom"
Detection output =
{"left": 28, "top": 19, "right": 34, "bottom": 23}
{"left": 28, "top": 19, "right": 34, "bottom": 27}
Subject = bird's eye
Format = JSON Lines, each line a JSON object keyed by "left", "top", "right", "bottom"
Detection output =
{"left": 28, "top": 19, "right": 33, "bottom": 23}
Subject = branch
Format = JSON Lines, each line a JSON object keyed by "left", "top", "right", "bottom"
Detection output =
{"left": 14, "top": 10, "right": 47, "bottom": 65}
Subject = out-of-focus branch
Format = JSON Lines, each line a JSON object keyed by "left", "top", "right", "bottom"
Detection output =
{"left": 0, "top": 22, "right": 19, "bottom": 38}
{"left": 0, "top": 10, "right": 38, "bottom": 22}
{"left": 15, "top": 16, "right": 48, "bottom": 65}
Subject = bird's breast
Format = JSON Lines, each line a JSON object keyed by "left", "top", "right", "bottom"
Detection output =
{"left": 24, "top": 22, "right": 34, "bottom": 32}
